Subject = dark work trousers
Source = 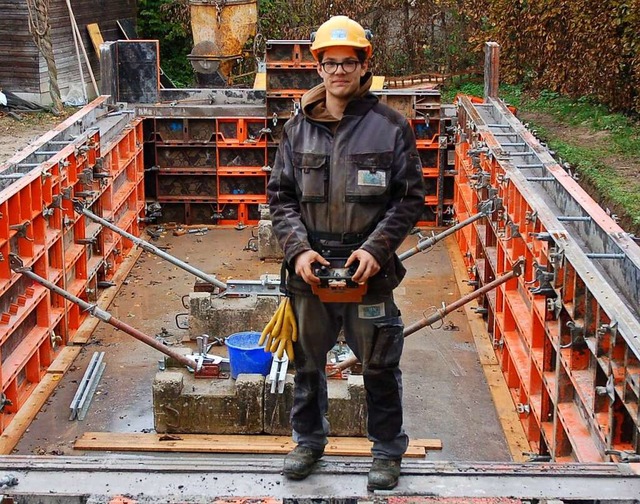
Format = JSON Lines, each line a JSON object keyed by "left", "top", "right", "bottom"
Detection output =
{"left": 291, "top": 290, "right": 409, "bottom": 459}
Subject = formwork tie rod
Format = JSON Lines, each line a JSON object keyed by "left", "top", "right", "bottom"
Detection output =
{"left": 73, "top": 201, "right": 228, "bottom": 290}
{"left": 335, "top": 259, "right": 524, "bottom": 371}
{"left": 8, "top": 254, "right": 197, "bottom": 370}
{"left": 399, "top": 203, "right": 493, "bottom": 261}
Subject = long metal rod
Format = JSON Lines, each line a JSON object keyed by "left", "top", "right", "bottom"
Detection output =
{"left": 74, "top": 202, "right": 228, "bottom": 290}
{"left": 399, "top": 210, "right": 488, "bottom": 261}
{"left": 9, "top": 255, "right": 197, "bottom": 369}
{"left": 335, "top": 260, "right": 523, "bottom": 371}
{"left": 403, "top": 260, "right": 522, "bottom": 335}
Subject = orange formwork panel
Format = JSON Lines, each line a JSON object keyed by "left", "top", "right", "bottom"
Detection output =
{"left": 0, "top": 99, "right": 145, "bottom": 435}
{"left": 454, "top": 95, "right": 640, "bottom": 462}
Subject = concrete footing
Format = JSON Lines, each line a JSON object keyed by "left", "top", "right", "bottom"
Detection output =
{"left": 153, "top": 368, "right": 367, "bottom": 436}
{"left": 257, "top": 219, "right": 283, "bottom": 260}
{"left": 188, "top": 292, "right": 279, "bottom": 340}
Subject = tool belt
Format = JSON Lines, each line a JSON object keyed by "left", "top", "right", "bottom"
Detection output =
{"left": 308, "top": 230, "right": 368, "bottom": 258}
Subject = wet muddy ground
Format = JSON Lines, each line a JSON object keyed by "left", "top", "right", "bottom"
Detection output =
{"left": 15, "top": 228, "right": 510, "bottom": 462}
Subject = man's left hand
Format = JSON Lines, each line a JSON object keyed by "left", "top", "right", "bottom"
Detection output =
{"left": 346, "top": 249, "right": 380, "bottom": 285}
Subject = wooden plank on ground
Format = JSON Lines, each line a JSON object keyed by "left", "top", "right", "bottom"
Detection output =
{"left": 47, "top": 345, "right": 83, "bottom": 374}
{"left": 75, "top": 433, "right": 440, "bottom": 457}
{"left": 86, "top": 23, "right": 104, "bottom": 59}
{"left": 0, "top": 374, "right": 62, "bottom": 454}
{"left": 445, "top": 236, "right": 530, "bottom": 462}
{"left": 71, "top": 247, "right": 143, "bottom": 344}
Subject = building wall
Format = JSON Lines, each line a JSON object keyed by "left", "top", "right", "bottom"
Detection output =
{"left": 0, "top": 0, "right": 137, "bottom": 102}
{"left": 0, "top": 2, "right": 40, "bottom": 93}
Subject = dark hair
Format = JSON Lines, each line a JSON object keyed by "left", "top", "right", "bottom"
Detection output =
{"left": 317, "top": 48, "right": 368, "bottom": 64}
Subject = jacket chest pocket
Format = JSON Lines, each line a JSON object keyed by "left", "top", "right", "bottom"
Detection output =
{"left": 346, "top": 152, "right": 393, "bottom": 202}
{"left": 293, "top": 152, "right": 328, "bottom": 202}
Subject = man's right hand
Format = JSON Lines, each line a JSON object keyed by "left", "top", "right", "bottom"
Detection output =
{"left": 293, "top": 249, "right": 329, "bottom": 285}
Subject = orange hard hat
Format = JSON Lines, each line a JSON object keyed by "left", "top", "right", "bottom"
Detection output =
{"left": 310, "top": 16, "right": 373, "bottom": 61}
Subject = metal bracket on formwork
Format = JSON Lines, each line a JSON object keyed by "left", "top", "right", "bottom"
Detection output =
{"left": 74, "top": 190, "right": 97, "bottom": 200}
{"left": 527, "top": 262, "right": 556, "bottom": 297}
{"left": 595, "top": 374, "right": 616, "bottom": 403}
{"left": 477, "top": 198, "right": 495, "bottom": 216}
{"left": 502, "top": 221, "right": 521, "bottom": 242}
{"left": 50, "top": 194, "right": 64, "bottom": 210}
{"left": 0, "top": 392, "right": 13, "bottom": 412}
{"left": 41, "top": 165, "right": 53, "bottom": 179}
{"left": 546, "top": 296, "right": 563, "bottom": 320}
{"left": 76, "top": 236, "right": 98, "bottom": 245}
{"left": 63, "top": 216, "right": 74, "bottom": 229}
{"left": 525, "top": 210, "right": 538, "bottom": 226}
{"left": 61, "top": 186, "right": 73, "bottom": 200}
{"left": 469, "top": 170, "right": 491, "bottom": 190}
{"left": 561, "top": 321, "right": 586, "bottom": 348}
{"left": 70, "top": 351, "right": 106, "bottom": 421}
{"left": 78, "top": 168, "right": 94, "bottom": 186}
{"left": 516, "top": 403, "right": 530, "bottom": 415}
{"left": 9, "top": 221, "right": 33, "bottom": 241}
{"left": 549, "top": 247, "right": 565, "bottom": 269}
{"left": 530, "top": 231, "right": 555, "bottom": 243}
{"left": 496, "top": 173, "right": 510, "bottom": 187}
{"left": 597, "top": 320, "right": 619, "bottom": 347}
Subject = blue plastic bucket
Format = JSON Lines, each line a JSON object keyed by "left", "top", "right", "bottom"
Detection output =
{"left": 225, "top": 331, "right": 273, "bottom": 379}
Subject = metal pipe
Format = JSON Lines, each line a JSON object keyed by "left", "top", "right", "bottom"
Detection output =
{"left": 9, "top": 254, "right": 197, "bottom": 370}
{"left": 74, "top": 202, "right": 228, "bottom": 290}
{"left": 557, "top": 216, "right": 591, "bottom": 222}
{"left": 399, "top": 211, "right": 488, "bottom": 261}
{"left": 335, "top": 260, "right": 524, "bottom": 371}
{"left": 403, "top": 260, "right": 522, "bottom": 336}
{"left": 586, "top": 253, "right": 626, "bottom": 259}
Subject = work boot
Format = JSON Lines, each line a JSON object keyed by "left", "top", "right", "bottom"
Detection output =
{"left": 283, "top": 445, "right": 324, "bottom": 480}
{"left": 367, "top": 458, "right": 401, "bottom": 491}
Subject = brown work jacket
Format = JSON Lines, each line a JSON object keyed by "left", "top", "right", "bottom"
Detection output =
{"left": 267, "top": 74, "right": 425, "bottom": 295}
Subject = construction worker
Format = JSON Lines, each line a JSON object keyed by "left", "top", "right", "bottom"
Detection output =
{"left": 266, "top": 15, "right": 425, "bottom": 491}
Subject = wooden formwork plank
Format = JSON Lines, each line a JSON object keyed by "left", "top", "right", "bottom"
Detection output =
{"left": 47, "top": 345, "right": 83, "bottom": 374}
{"left": 445, "top": 235, "right": 530, "bottom": 462}
{"left": 70, "top": 246, "right": 143, "bottom": 344}
{"left": 0, "top": 374, "right": 61, "bottom": 454}
{"left": 74, "top": 432, "right": 440, "bottom": 457}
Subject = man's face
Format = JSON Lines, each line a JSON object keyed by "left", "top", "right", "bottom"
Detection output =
{"left": 317, "top": 46, "right": 368, "bottom": 101}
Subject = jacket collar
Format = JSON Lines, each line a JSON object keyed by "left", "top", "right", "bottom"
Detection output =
{"left": 301, "top": 72, "right": 377, "bottom": 123}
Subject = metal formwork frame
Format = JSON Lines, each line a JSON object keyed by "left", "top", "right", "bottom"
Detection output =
{"left": 0, "top": 98, "right": 145, "bottom": 436}
{"left": 455, "top": 95, "right": 640, "bottom": 462}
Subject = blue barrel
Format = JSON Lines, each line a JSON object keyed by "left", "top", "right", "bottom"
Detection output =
{"left": 225, "top": 331, "right": 273, "bottom": 379}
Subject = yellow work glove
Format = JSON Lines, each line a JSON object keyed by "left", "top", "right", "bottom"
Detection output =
{"left": 258, "top": 297, "right": 297, "bottom": 361}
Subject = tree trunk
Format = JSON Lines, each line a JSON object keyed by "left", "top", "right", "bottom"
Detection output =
{"left": 27, "top": 0, "right": 63, "bottom": 114}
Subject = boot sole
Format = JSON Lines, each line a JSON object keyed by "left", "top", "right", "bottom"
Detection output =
{"left": 367, "top": 479, "right": 398, "bottom": 491}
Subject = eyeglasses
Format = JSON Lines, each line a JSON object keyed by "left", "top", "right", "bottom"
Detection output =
{"left": 320, "top": 59, "right": 360, "bottom": 74}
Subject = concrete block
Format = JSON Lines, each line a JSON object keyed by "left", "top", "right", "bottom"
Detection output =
{"left": 258, "top": 204, "right": 271, "bottom": 220}
{"left": 257, "top": 219, "right": 283, "bottom": 260}
{"left": 153, "top": 370, "right": 265, "bottom": 434}
{"left": 263, "top": 374, "right": 295, "bottom": 435}
{"left": 263, "top": 373, "right": 367, "bottom": 436}
{"left": 189, "top": 293, "right": 278, "bottom": 341}
{"left": 327, "top": 374, "right": 367, "bottom": 436}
